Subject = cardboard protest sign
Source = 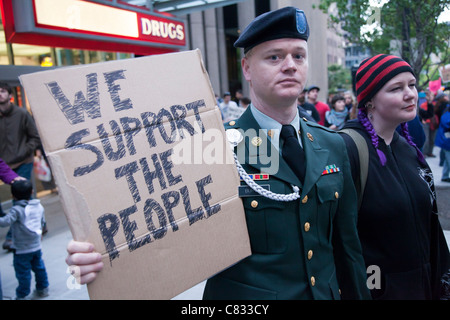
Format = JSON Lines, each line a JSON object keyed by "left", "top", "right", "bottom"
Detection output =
{"left": 20, "top": 49, "right": 250, "bottom": 300}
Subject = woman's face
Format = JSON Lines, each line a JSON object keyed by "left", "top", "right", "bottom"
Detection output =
{"left": 370, "top": 72, "right": 418, "bottom": 126}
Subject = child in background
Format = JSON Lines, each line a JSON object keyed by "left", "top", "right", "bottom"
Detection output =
{"left": 0, "top": 180, "right": 49, "bottom": 299}
{"left": 325, "top": 95, "right": 349, "bottom": 130}
{"left": 0, "top": 158, "right": 25, "bottom": 300}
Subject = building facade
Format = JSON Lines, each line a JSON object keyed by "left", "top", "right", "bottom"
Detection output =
{"left": 0, "top": 0, "right": 333, "bottom": 105}
{"left": 181, "top": 0, "right": 331, "bottom": 102}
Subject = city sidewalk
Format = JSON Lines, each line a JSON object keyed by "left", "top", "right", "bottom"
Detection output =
{"left": 429, "top": 146, "right": 450, "bottom": 189}
{"left": 0, "top": 192, "right": 206, "bottom": 300}
{"left": 0, "top": 147, "right": 449, "bottom": 300}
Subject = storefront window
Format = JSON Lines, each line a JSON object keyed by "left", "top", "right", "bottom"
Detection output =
{"left": 0, "top": 26, "right": 51, "bottom": 66}
{"left": 1, "top": 23, "right": 133, "bottom": 67}
{"left": 0, "top": 22, "right": 134, "bottom": 198}
{"left": 54, "top": 49, "right": 132, "bottom": 66}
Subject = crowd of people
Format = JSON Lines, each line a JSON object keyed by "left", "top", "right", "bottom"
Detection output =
{"left": 1, "top": 6, "right": 450, "bottom": 301}
{"left": 216, "top": 90, "right": 251, "bottom": 123}
{"left": 218, "top": 85, "right": 361, "bottom": 130}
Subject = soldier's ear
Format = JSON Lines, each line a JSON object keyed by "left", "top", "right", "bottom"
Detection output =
{"left": 241, "top": 57, "right": 252, "bottom": 82}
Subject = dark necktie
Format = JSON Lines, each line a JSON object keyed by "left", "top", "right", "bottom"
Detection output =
{"left": 280, "top": 124, "right": 306, "bottom": 184}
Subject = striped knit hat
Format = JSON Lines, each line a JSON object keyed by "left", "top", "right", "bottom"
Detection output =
{"left": 356, "top": 54, "right": 415, "bottom": 108}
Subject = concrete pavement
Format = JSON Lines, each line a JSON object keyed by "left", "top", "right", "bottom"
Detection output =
{"left": 0, "top": 192, "right": 206, "bottom": 300}
{"left": 0, "top": 146, "right": 449, "bottom": 300}
{"left": 430, "top": 147, "right": 450, "bottom": 230}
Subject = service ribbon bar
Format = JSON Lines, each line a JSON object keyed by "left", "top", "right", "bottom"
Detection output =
{"left": 321, "top": 164, "right": 340, "bottom": 175}
{"left": 240, "top": 174, "right": 270, "bottom": 181}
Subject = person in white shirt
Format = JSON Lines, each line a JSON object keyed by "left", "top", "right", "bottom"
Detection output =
{"left": 219, "top": 92, "right": 243, "bottom": 122}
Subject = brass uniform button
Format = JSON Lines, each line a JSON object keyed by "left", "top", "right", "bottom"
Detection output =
{"left": 335, "top": 191, "right": 339, "bottom": 199}
{"left": 304, "top": 222, "right": 310, "bottom": 232}
{"left": 251, "top": 136, "right": 263, "bottom": 147}
{"left": 251, "top": 200, "right": 258, "bottom": 208}
{"left": 302, "top": 195, "right": 308, "bottom": 204}
{"left": 229, "top": 120, "right": 236, "bottom": 126}
{"left": 311, "top": 276, "right": 316, "bottom": 286}
{"left": 307, "top": 132, "right": 314, "bottom": 141}
{"left": 307, "top": 250, "right": 313, "bottom": 260}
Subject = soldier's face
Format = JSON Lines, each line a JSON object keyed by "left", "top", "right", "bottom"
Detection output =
{"left": 242, "top": 38, "right": 308, "bottom": 108}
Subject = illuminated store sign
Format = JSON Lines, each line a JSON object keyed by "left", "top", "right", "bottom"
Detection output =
{"left": 0, "top": 0, "right": 186, "bottom": 55}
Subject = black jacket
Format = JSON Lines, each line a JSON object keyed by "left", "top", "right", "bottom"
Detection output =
{"left": 0, "top": 104, "right": 41, "bottom": 168}
{"left": 340, "top": 120, "right": 450, "bottom": 300}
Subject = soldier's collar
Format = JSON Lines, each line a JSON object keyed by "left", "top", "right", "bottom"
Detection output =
{"left": 250, "top": 104, "right": 301, "bottom": 150}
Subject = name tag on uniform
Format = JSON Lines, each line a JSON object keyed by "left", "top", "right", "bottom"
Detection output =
{"left": 238, "top": 185, "right": 270, "bottom": 197}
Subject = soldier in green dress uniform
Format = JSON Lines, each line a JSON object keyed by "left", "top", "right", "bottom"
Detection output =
{"left": 65, "top": 6, "right": 370, "bottom": 300}
{"left": 202, "top": 6, "right": 370, "bottom": 300}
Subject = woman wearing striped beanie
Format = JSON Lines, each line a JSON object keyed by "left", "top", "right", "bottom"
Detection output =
{"left": 340, "top": 54, "right": 450, "bottom": 300}
{"left": 355, "top": 54, "right": 424, "bottom": 165}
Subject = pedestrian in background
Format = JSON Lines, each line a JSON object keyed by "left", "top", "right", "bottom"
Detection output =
{"left": 219, "top": 91, "right": 243, "bottom": 123}
{"left": 298, "top": 88, "right": 320, "bottom": 122}
{"left": 343, "top": 91, "right": 358, "bottom": 120}
{"left": 0, "top": 180, "right": 49, "bottom": 299}
{"left": 434, "top": 91, "right": 450, "bottom": 121}
{"left": 239, "top": 96, "right": 251, "bottom": 109}
{"left": 307, "top": 85, "right": 330, "bottom": 125}
{"left": 419, "top": 89, "right": 438, "bottom": 157}
{"left": 434, "top": 92, "right": 450, "bottom": 166}
{"left": 435, "top": 102, "right": 450, "bottom": 183}
{"left": 340, "top": 54, "right": 450, "bottom": 299}
{"left": 234, "top": 89, "right": 244, "bottom": 105}
{"left": 0, "top": 82, "right": 41, "bottom": 251}
{"left": 324, "top": 94, "right": 349, "bottom": 130}
{"left": 0, "top": 158, "right": 25, "bottom": 300}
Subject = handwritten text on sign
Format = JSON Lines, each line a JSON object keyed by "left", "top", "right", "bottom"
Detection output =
{"left": 45, "top": 70, "right": 221, "bottom": 263}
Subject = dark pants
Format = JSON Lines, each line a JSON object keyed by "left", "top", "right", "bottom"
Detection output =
{"left": 13, "top": 250, "right": 49, "bottom": 298}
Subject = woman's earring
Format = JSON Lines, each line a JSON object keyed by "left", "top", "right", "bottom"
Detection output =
{"left": 365, "top": 102, "right": 374, "bottom": 109}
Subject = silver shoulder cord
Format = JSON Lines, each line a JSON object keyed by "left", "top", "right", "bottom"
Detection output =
{"left": 230, "top": 143, "right": 301, "bottom": 202}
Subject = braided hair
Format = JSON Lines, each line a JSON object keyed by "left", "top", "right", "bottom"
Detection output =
{"left": 400, "top": 121, "right": 426, "bottom": 165}
{"left": 358, "top": 108, "right": 426, "bottom": 166}
{"left": 358, "top": 108, "right": 386, "bottom": 166}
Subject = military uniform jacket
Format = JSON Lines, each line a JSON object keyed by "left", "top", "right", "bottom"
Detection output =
{"left": 203, "top": 108, "right": 370, "bottom": 300}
